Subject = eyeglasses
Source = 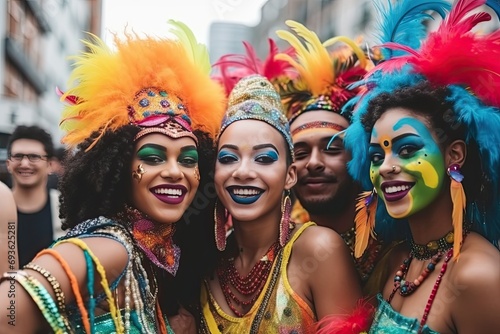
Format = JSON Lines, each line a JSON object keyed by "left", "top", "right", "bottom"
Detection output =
{"left": 8, "top": 153, "right": 48, "bottom": 163}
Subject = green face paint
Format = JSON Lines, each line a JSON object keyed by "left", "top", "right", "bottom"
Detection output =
{"left": 369, "top": 116, "right": 445, "bottom": 218}
{"left": 137, "top": 143, "right": 167, "bottom": 165}
{"left": 178, "top": 146, "right": 199, "bottom": 167}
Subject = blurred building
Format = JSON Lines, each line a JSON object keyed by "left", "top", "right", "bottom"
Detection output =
{"left": 252, "top": 0, "right": 372, "bottom": 57}
{"left": 252, "top": 0, "right": 499, "bottom": 58}
{"left": 209, "top": 22, "right": 253, "bottom": 64}
{"left": 0, "top": 0, "right": 102, "bottom": 145}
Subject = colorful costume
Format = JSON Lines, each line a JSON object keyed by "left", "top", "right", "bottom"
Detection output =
{"left": 1, "top": 21, "right": 225, "bottom": 333}
{"left": 344, "top": 0, "right": 500, "bottom": 332}
{"left": 199, "top": 222, "right": 316, "bottom": 333}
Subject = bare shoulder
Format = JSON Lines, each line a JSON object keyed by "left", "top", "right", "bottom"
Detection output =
{"left": 452, "top": 233, "right": 500, "bottom": 287}
{"left": 294, "top": 225, "right": 345, "bottom": 250}
{"left": 50, "top": 235, "right": 129, "bottom": 273}
{"left": 449, "top": 233, "right": 500, "bottom": 331}
{"left": 291, "top": 223, "right": 349, "bottom": 258}
{"left": 32, "top": 235, "right": 130, "bottom": 300}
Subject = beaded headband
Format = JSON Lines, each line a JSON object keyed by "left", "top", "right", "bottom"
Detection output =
{"left": 220, "top": 75, "right": 294, "bottom": 160}
{"left": 129, "top": 87, "right": 197, "bottom": 143}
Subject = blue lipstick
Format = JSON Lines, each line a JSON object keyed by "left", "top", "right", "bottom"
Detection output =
{"left": 229, "top": 192, "right": 263, "bottom": 205}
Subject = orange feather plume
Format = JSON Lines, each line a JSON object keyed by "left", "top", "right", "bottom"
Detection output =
{"left": 354, "top": 190, "right": 377, "bottom": 259}
{"left": 59, "top": 20, "right": 226, "bottom": 148}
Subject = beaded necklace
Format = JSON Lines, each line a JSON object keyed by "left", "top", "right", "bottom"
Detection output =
{"left": 217, "top": 241, "right": 281, "bottom": 317}
{"left": 340, "top": 227, "right": 355, "bottom": 251}
{"left": 409, "top": 231, "right": 454, "bottom": 260}
{"left": 341, "top": 226, "right": 383, "bottom": 282}
{"left": 388, "top": 226, "right": 471, "bottom": 333}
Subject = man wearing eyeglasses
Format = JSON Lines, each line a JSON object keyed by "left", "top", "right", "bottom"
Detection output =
{"left": 5, "top": 125, "right": 63, "bottom": 267}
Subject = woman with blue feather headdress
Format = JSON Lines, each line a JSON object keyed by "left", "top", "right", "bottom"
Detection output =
{"left": 343, "top": 0, "right": 500, "bottom": 332}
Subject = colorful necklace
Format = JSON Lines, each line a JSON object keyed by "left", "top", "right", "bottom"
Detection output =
{"left": 409, "top": 231, "right": 454, "bottom": 260}
{"left": 117, "top": 206, "right": 181, "bottom": 276}
{"left": 341, "top": 226, "right": 383, "bottom": 282}
{"left": 217, "top": 241, "right": 281, "bottom": 317}
{"left": 340, "top": 227, "right": 355, "bottom": 251}
{"left": 389, "top": 250, "right": 445, "bottom": 299}
{"left": 388, "top": 229, "right": 459, "bottom": 299}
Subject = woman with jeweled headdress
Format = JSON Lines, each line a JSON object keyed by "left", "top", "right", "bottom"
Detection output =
{"left": 198, "top": 74, "right": 363, "bottom": 333}
{"left": 0, "top": 21, "right": 225, "bottom": 333}
{"left": 344, "top": 0, "right": 500, "bottom": 332}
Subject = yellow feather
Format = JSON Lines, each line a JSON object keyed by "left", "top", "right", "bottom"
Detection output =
{"left": 168, "top": 20, "right": 210, "bottom": 74}
{"left": 276, "top": 20, "right": 369, "bottom": 97}
{"left": 323, "top": 36, "right": 368, "bottom": 69}
{"left": 451, "top": 179, "right": 466, "bottom": 260}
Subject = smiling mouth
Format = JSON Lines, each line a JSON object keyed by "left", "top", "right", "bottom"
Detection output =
{"left": 153, "top": 188, "right": 184, "bottom": 196}
{"left": 151, "top": 185, "right": 187, "bottom": 205}
{"left": 227, "top": 186, "right": 264, "bottom": 204}
{"left": 382, "top": 182, "right": 414, "bottom": 202}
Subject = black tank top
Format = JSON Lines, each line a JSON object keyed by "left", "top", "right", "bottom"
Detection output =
{"left": 17, "top": 197, "right": 53, "bottom": 267}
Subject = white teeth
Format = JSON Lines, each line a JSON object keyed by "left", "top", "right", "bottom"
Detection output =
{"left": 232, "top": 188, "right": 260, "bottom": 196}
{"left": 385, "top": 185, "right": 411, "bottom": 194}
{"left": 154, "top": 188, "right": 182, "bottom": 196}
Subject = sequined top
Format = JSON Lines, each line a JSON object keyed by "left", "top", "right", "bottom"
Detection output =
{"left": 369, "top": 294, "right": 439, "bottom": 334}
{"left": 199, "top": 222, "right": 317, "bottom": 334}
{"left": 54, "top": 216, "right": 174, "bottom": 334}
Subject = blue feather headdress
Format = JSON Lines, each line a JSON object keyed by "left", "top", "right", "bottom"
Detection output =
{"left": 345, "top": 0, "right": 500, "bottom": 249}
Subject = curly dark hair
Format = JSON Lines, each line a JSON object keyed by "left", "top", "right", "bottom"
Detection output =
{"left": 58, "top": 125, "right": 139, "bottom": 229}
{"left": 59, "top": 125, "right": 218, "bottom": 314}
{"left": 7, "top": 125, "right": 55, "bottom": 158}
{"left": 361, "top": 80, "right": 483, "bottom": 205}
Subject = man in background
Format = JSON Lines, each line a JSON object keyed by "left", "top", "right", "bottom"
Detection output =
{"left": 6, "top": 125, "right": 63, "bottom": 267}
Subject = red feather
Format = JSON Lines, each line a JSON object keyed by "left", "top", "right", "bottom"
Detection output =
{"left": 212, "top": 38, "right": 296, "bottom": 96}
{"left": 315, "top": 299, "right": 375, "bottom": 334}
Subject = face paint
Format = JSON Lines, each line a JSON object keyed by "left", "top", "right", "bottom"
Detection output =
{"left": 178, "top": 146, "right": 199, "bottom": 167}
{"left": 370, "top": 112, "right": 445, "bottom": 218}
{"left": 137, "top": 143, "right": 167, "bottom": 164}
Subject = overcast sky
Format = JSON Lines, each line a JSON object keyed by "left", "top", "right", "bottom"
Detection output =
{"left": 102, "top": 0, "right": 268, "bottom": 46}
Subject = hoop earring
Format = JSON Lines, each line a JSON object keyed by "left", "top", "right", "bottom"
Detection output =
{"left": 280, "top": 190, "right": 292, "bottom": 247}
{"left": 214, "top": 199, "right": 227, "bottom": 251}
{"left": 132, "top": 164, "right": 146, "bottom": 182}
{"left": 354, "top": 188, "right": 377, "bottom": 258}
{"left": 447, "top": 164, "right": 466, "bottom": 260}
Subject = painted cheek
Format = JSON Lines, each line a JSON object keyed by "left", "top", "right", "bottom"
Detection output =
{"left": 405, "top": 152, "right": 444, "bottom": 189}
{"left": 370, "top": 164, "right": 379, "bottom": 186}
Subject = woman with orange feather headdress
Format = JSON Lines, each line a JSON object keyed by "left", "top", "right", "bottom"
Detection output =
{"left": 0, "top": 21, "right": 225, "bottom": 333}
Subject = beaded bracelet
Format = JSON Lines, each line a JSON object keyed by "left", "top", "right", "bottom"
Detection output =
{"left": 23, "top": 263, "right": 66, "bottom": 314}
{"left": 3, "top": 271, "right": 72, "bottom": 333}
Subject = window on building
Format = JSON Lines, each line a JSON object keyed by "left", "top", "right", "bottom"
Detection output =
{"left": 5, "top": 0, "right": 43, "bottom": 101}
{"left": 4, "top": 63, "right": 23, "bottom": 99}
